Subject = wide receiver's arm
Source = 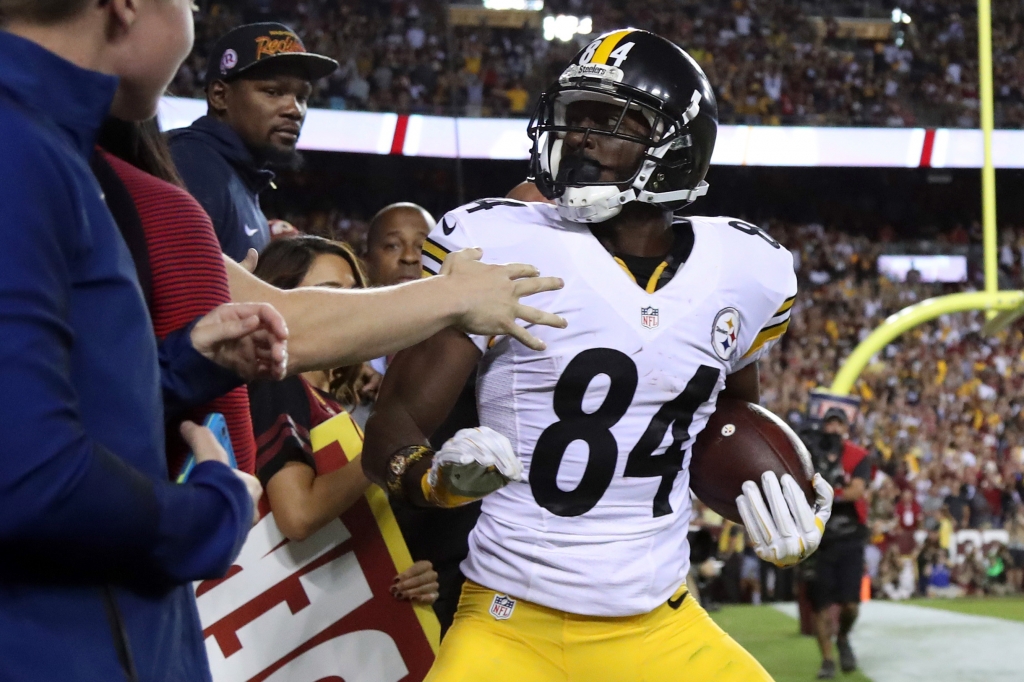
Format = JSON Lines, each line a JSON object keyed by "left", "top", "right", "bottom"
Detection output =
{"left": 362, "top": 328, "right": 482, "bottom": 506}
{"left": 719, "top": 363, "right": 760, "bottom": 404}
{"left": 727, "top": 365, "right": 835, "bottom": 568}
{"left": 225, "top": 249, "right": 565, "bottom": 374}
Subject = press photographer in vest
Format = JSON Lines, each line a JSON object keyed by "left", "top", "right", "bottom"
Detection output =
{"left": 807, "top": 408, "right": 871, "bottom": 679}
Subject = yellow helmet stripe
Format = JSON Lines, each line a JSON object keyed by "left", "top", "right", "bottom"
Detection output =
{"left": 591, "top": 29, "right": 634, "bottom": 65}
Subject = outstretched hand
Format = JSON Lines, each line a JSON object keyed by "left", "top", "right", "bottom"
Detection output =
{"left": 441, "top": 248, "right": 567, "bottom": 351}
{"left": 239, "top": 248, "right": 259, "bottom": 273}
{"left": 190, "top": 303, "right": 289, "bottom": 381}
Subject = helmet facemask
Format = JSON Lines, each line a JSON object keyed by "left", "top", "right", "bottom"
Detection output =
{"left": 529, "top": 83, "right": 708, "bottom": 223}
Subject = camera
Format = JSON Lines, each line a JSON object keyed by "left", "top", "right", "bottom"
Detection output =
{"left": 797, "top": 425, "right": 847, "bottom": 489}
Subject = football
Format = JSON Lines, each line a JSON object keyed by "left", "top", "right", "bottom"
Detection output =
{"left": 689, "top": 398, "right": 815, "bottom": 524}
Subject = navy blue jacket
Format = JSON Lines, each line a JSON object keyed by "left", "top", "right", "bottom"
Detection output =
{"left": 168, "top": 116, "right": 273, "bottom": 261}
{"left": 0, "top": 31, "right": 253, "bottom": 682}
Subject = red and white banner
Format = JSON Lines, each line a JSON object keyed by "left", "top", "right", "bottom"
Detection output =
{"left": 194, "top": 412, "right": 438, "bottom": 681}
{"left": 158, "top": 96, "right": 1024, "bottom": 168}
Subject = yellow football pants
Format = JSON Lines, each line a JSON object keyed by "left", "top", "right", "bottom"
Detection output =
{"left": 425, "top": 580, "right": 774, "bottom": 682}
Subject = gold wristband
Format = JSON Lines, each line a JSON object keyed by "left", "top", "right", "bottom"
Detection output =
{"left": 384, "top": 445, "right": 434, "bottom": 499}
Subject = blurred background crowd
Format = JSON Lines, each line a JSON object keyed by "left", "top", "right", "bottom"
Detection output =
{"left": 688, "top": 220, "right": 1024, "bottom": 606}
{"left": 173, "top": 0, "right": 1024, "bottom": 127}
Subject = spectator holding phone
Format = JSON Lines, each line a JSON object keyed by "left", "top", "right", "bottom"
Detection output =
{"left": 0, "top": 2, "right": 274, "bottom": 680}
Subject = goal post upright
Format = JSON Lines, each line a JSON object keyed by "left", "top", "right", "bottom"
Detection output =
{"left": 978, "top": 0, "right": 998, "bottom": 303}
{"left": 829, "top": 2, "right": 1006, "bottom": 397}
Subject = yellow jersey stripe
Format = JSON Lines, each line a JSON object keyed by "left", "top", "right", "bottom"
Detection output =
{"left": 742, "top": 319, "right": 790, "bottom": 358}
{"left": 425, "top": 236, "right": 451, "bottom": 253}
{"left": 421, "top": 267, "right": 435, "bottom": 278}
{"left": 613, "top": 256, "right": 637, "bottom": 283}
{"left": 423, "top": 238, "right": 449, "bottom": 257}
{"left": 774, "top": 294, "right": 797, "bottom": 316}
{"left": 591, "top": 30, "right": 634, "bottom": 65}
{"left": 757, "top": 317, "right": 790, "bottom": 335}
{"left": 422, "top": 240, "right": 448, "bottom": 265}
{"left": 644, "top": 261, "right": 669, "bottom": 294}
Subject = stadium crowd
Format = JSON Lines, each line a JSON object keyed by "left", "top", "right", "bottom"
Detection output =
{"left": 172, "top": 0, "right": 1024, "bottom": 128}
{"left": 759, "top": 221, "right": 1024, "bottom": 600}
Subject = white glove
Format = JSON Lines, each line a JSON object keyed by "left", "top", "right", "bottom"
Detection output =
{"left": 423, "top": 427, "right": 524, "bottom": 508}
{"left": 736, "top": 472, "right": 834, "bottom": 567}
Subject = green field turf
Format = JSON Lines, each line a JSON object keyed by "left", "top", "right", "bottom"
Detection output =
{"left": 907, "top": 595, "right": 1024, "bottom": 623}
{"left": 711, "top": 605, "right": 874, "bottom": 682}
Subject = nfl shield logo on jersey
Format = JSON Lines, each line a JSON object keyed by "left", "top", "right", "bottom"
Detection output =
{"left": 640, "top": 306, "right": 659, "bottom": 329}
{"left": 712, "top": 307, "right": 741, "bottom": 361}
{"left": 489, "top": 594, "right": 516, "bottom": 620}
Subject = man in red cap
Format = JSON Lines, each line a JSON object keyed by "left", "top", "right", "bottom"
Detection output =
{"left": 169, "top": 23, "right": 338, "bottom": 261}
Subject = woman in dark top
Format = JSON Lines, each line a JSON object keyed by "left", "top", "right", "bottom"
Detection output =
{"left": 251, "top": 236, "right": 439, "bottom": 604}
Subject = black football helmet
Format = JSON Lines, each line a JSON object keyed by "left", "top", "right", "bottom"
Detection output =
{"left": 527, "top": 29, "right": 718, "bottom": 223}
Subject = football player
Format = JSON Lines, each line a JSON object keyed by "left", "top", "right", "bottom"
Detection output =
{"left": 363, "top": 29, "right": 834, "bottom": 682}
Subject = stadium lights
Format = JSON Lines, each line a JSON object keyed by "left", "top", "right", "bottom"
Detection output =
{"left": 891, "top": 8, "right": 912, "bottom": 24}
{"left": 543, "top": 15, "right": 593, "bottom": 41}
{"left": 482, "top": 0, "right": 544, "bottom": 10}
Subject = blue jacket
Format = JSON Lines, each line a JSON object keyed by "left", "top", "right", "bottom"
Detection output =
{"left": 0, "top": 31, "right": 253, "bottom": 682}
{"left": 168, "top": 116, "right": 273, "bottom": 261}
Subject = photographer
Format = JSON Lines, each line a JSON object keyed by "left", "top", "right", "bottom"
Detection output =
{"left": 804, "top": 409, "right": 870, "bottom": 680}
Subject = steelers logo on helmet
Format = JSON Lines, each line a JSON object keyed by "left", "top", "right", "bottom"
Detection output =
{"left": 527, "top": 29, "right": 719, "bottom": 223}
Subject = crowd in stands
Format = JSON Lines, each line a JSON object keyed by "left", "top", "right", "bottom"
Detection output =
{"left": 174, "top": 0, "right": 1024, "bottom": 127}
{"left": 759, "top": 221, "right": 1024, "bottom": 599}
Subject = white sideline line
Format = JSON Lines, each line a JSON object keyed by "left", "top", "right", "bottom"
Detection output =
{"left": 772, "top": 601, "right": 1024, "bottom": 682}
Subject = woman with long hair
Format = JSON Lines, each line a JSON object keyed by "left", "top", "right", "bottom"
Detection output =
{"left": 95, "top": 116, "right": 262, "bottom": 475}
{"left": 252, "top": 236, "right": 372, "bottom": 407}
{"left": 250, "top": 235, "right": 439, "bottom": 603}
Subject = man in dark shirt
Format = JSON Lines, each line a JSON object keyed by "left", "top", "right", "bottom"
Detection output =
{"left": 810, "top": 409, "right": 871, "bottom": 680}
{"left": 169, "top": 23, "right": 337, "bottom": 261}
{"left": 364, "top": 203, "right": 435, "bottom": 287}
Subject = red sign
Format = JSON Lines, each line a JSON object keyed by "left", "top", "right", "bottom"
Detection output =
{"left": 194, "top": 412, "right": 439, "bottom": 681}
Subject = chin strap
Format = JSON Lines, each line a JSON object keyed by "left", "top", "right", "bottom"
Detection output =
{"left": 637, "top": 181, "right": 709, "bottom": 204}
{"left": 555, "top": 181, "right": 710, "bottom": 223}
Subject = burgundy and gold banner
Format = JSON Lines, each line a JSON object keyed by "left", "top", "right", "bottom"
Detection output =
{"left": 194, "top": 411, "right": 439, "bottom": 681}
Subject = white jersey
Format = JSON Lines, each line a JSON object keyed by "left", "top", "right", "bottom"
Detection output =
{"left": 421, "top": 200, "right": 796, "bottom": 617}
